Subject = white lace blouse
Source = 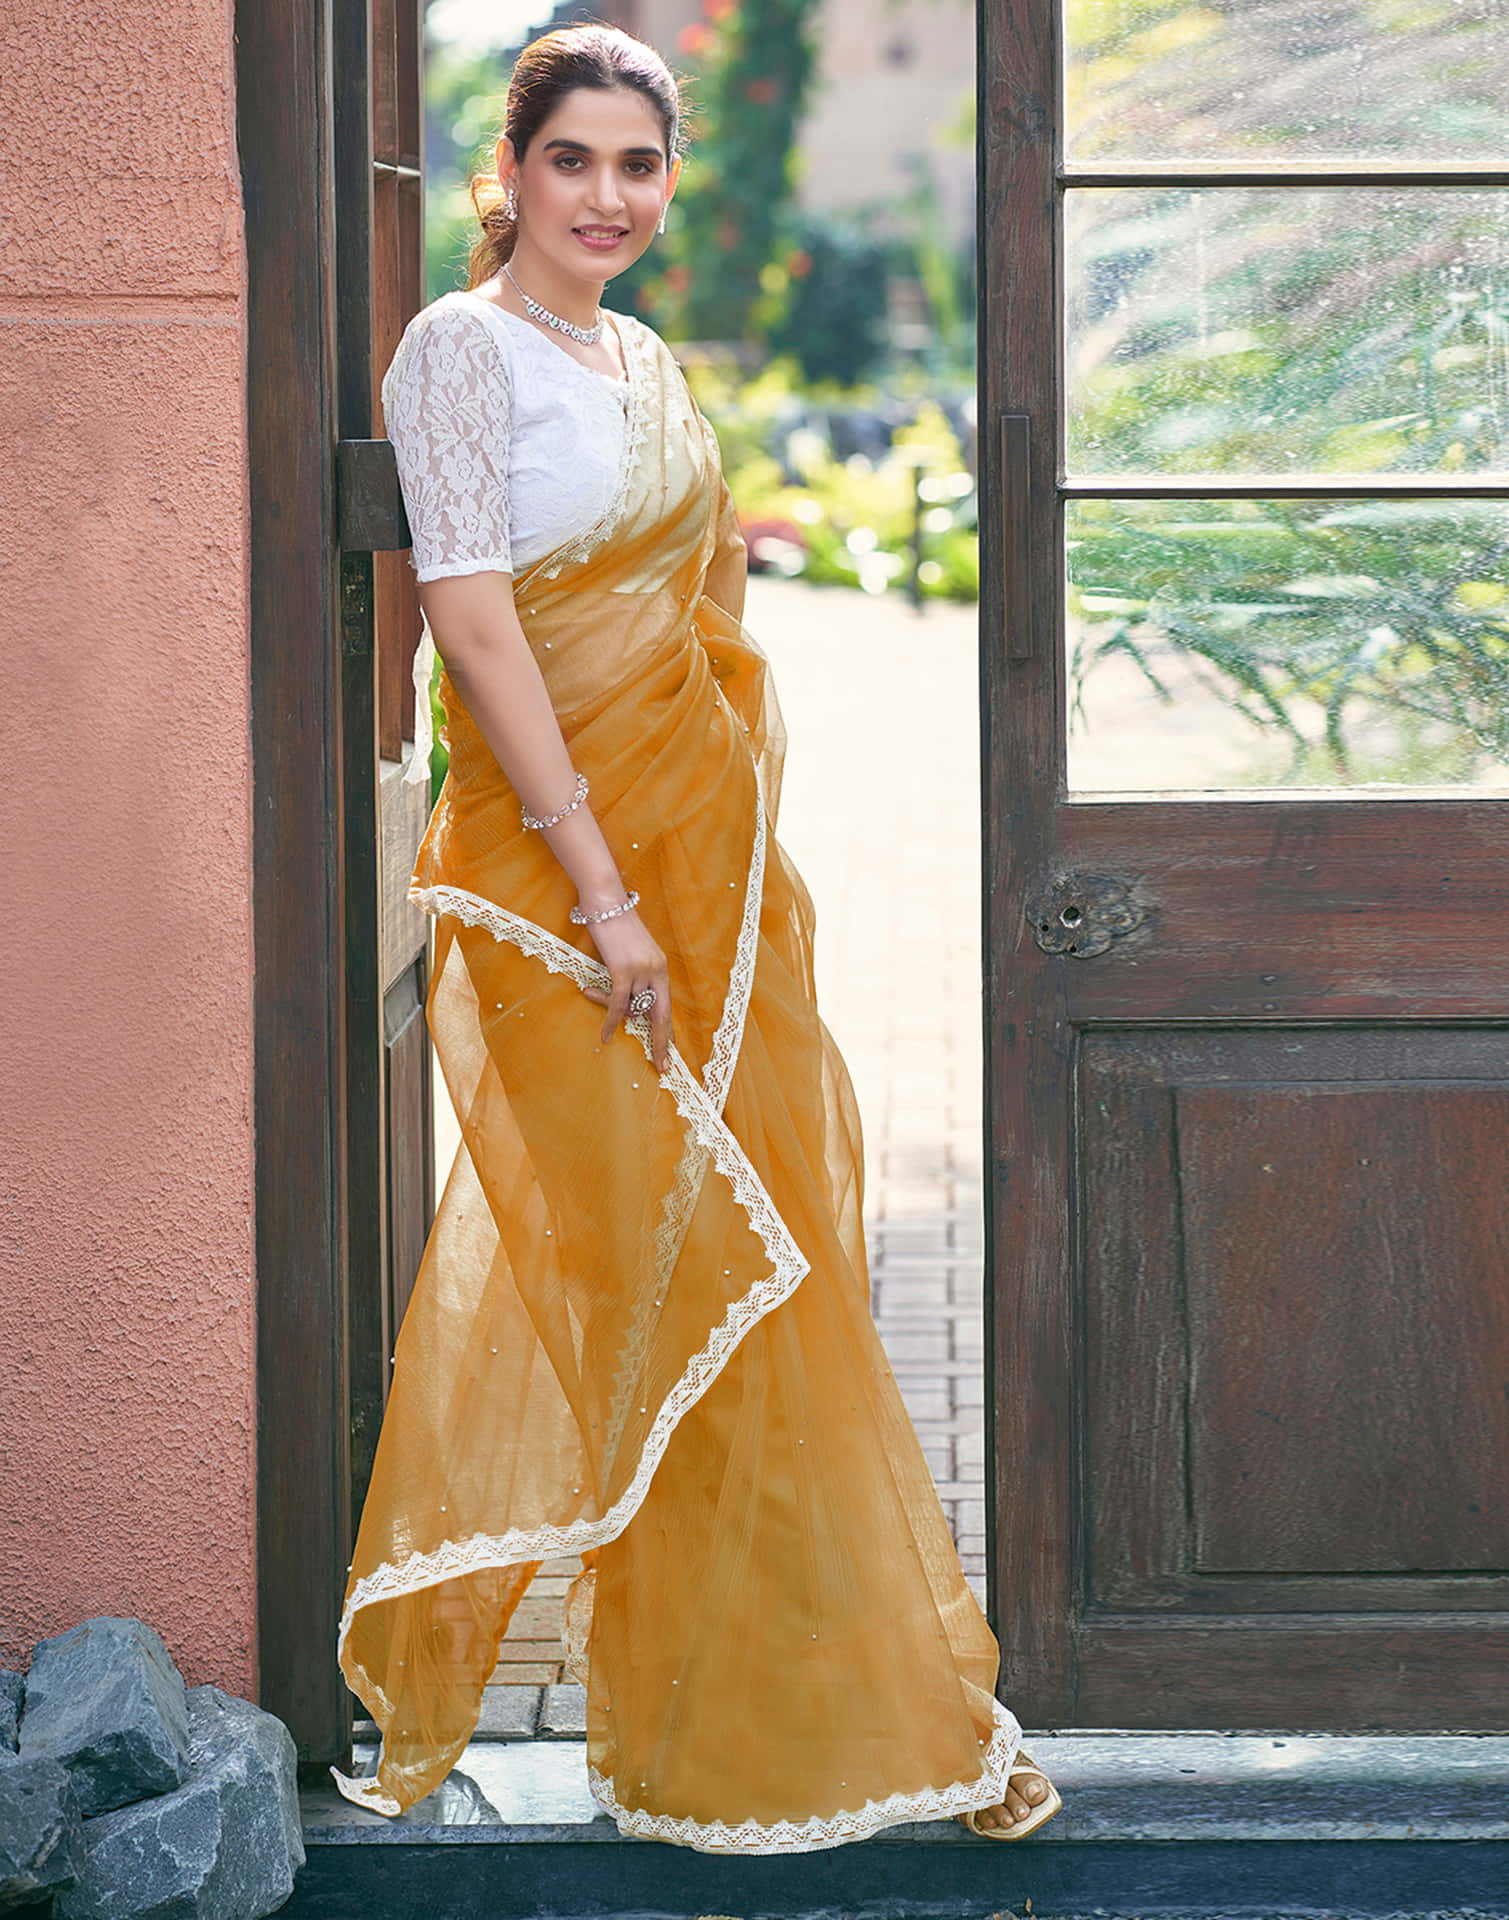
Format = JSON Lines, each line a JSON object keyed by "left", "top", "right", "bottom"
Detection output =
{"left": 381, "top": 287, "right": 634, "bottom": 782}
{"left": 382, "top": 287, "right": 630, "bottom": 579}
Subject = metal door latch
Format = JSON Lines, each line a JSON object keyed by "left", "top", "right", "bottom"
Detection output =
{"left": 1026, "top": 872, "right": 1145, "bottom": 957}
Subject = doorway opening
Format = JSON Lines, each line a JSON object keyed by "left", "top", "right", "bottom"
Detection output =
{"left": 413, "top": 0, "right": 992, "bottom": 1752}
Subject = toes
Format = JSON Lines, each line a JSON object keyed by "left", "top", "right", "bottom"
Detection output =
{"left": 970, "top": 1774, "right": 1054, "bottom": 1835}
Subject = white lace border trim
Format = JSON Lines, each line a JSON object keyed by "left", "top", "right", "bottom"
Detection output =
{"left": 333, "top": 876, "right": 805, "bottom": 1736}
{"left": 331, "top": 1692, "right": 1026, "bottom": 1843}
{"left": 585, "top": 1695, "right": 1026, "bottom": 1854}
{"left": 702, "top": 773, "right": 763, "bottom": 1116}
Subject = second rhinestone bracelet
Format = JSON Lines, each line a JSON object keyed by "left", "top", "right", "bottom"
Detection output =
{"left": 570, "top": 890, "right": 640, "bottom": 926}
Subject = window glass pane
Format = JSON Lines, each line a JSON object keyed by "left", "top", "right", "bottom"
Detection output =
{"left": 1065, "top": 497, "right": 1509, "bottom": 792}
{"left": 1066, "top": 188, "right": 1509, "bottom": 478}
{"left": 1065, "top": 0, "right": 1509, "bottom": 167}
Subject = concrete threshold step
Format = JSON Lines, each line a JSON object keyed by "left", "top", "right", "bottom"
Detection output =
{"left": 286, "top": 1730, "right": 1509, "bottom": 1920}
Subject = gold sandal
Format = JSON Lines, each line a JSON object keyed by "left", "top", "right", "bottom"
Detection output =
{"left": 958, "top": 1747, "right": 1062, "bottom": 1840}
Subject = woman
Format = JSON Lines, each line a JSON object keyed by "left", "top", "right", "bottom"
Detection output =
{"left": 331, "top": 23, "right": 1061, "bottom": 1854}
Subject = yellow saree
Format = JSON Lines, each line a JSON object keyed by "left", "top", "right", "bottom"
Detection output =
{"left": 331, "top": 309, "right": 1024, "bottom": 1851}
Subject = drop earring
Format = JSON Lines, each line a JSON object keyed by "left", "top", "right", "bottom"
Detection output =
{"left": 506, "top": 183, "right": 518, "bottom": 220}
{"left": 657, "top": 200, "right": 667, "bottom": 235}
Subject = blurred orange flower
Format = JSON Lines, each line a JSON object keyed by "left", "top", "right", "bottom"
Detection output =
{"left": 786, "top": 249, "right": 812, "bottom": 277}
{"left": 677, "top": 22, "right": 712, "bottom": 54}
{"left": 744, "top": 76, "right": 778, "bottom": 104}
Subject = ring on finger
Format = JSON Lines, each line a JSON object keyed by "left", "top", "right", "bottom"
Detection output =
{"left": 628, "top": 986, "right": 657, "bottom": 1015}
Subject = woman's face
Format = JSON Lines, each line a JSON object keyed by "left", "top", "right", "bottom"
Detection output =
{"left": 499, "top": 85, "right": 680, "bottom": 281}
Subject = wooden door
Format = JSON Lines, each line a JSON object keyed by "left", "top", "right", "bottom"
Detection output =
{"left": 333, "top": 0, "right": 435, "bottom": 1540}
{"left": 242, "top": 0, "right": 429, "bottom": 1770}
{"left": 978, "top": 0, "right": 1509, "bottom": 1728}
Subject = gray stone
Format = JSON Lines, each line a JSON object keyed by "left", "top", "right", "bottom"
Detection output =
{"left": 19, "top": 1618, "right": 190, "bottom": 1817}
{"left": 0, "top": 1676, "right": 22, "bottom": 1754}
{"left": 56, "top": 1685, "right": 303, "bottom": 1920}
{"left": 538, "top": 1683, "right": 586, "bottom": 1736}
{"left": 475, "top": 1685, "right": 540, "bottom": 1740}
{"left": 0, "top": 1749, "right": 83, "bottom": 1908}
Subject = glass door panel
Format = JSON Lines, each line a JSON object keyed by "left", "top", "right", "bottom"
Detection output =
{"left": 1059, "top": 3, "right": 1509, "bottom": 797}
{"left": 1064, "top": 0, "right": 1509, "bottom": 167}
{"left": 1066, "top": 187, "right": 1509, "bottom": 479}
{"left": 1065, "top": 494, "right": 1509, "bottom": 790}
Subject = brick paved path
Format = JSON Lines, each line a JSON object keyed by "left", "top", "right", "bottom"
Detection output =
{"left": 748, "top": 577, "right": 988, "bottom": 1601}
{"left": 431, "top": 577, "right": 989, "bottom": 1696}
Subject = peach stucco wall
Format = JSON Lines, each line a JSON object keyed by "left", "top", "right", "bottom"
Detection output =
{"left": 0, "top": 2, "right": 256, "bottom": 1693}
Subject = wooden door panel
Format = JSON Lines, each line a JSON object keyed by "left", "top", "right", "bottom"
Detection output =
{"left": 1047, "top": 800, "right": 1509, "bottom": 1018}
{"left": 335, "top": 0, "right": 431, "bottom": 1662}
{"left": 379, "top": 753, "right": 432, "bottom": 993}
{"left": 384, "top": 963, "right": 430, "bottom": 1344}
{"left": 247, "top": 0, "right": 429, "bottom": 1766}
{"left": 1179, "top": 1080, "right": 1509, "bottom": 1578}
{"left": 369, "top": 0, "right": 430, "bottom": 1406}
{"left": 372, "top": 0, "right": 423, "bottom": 762}
{"left": 1081, "top": 1029, "right": 1509, "bottom": 1630}
{"left": 1074, "top": 1618, "right": 1509, "bottom": 1730}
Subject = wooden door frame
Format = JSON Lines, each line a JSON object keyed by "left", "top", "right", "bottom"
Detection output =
{"left": 977, "top": 0, "right": 1068, "bottom": 1720}
{"left": 242, "top": 0, "right": 1048, "bottom": 1764}
{"left": 242, "top": 0, "right": 428, "bottom": 1773}
{"left": 239, "top": 0, "right": 359, "bottom": 1770}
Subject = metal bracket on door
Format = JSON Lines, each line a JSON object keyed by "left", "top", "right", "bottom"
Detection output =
{"left": 1026, "top": 871, "right": 1145, "bottom": 957}
{"left": 337, "top": 438, "right": 410, "bottom": 553}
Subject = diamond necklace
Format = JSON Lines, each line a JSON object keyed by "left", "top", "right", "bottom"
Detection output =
{"left": 502, "top": 262, "right": 604, "bottom": 345}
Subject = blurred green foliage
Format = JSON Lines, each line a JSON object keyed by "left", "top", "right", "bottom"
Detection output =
{"left": 640, "top": 0, "right": 820, "bottom": 344}
{"left": 422, "top": 35, "right": 507, "bottom": 301}
{"left": 685, "top": 355, "right": 980, "bottom": 601}
{"left": 764, "top": 213, "right": 895, "bottom": 388}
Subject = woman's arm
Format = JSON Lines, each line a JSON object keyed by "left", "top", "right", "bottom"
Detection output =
{"left": 384, "top": 301, "right": 673, "bottom": 1069}
{"left": 418, "top": 569, "right": 674, "bottom": 1072}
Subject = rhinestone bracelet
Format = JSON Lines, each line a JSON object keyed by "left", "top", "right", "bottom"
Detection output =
{"left": 521, "top": 770, "right": 589, "bottom": 831}
{"left": 570, "top": 889, "right": 640, "bottom": 926}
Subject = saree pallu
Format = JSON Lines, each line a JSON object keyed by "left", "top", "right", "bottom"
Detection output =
{"left": 331, "top": 315, "right": 1024, "bottom": 1851}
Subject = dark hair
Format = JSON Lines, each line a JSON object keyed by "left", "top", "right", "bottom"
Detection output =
{"left": 467, "top": 23, "right": 689, "bottom": 287}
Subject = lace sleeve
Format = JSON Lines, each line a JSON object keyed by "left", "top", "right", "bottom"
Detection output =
{"left": 383, "top": 302, "right": 514, "bottom": 787}
{"left": 382, "top": 301, "right": 514, "bottom": 582}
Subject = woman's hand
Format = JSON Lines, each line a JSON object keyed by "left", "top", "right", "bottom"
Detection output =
{"left": 578, "top": 905, "right": 673, "bottom": 1073}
